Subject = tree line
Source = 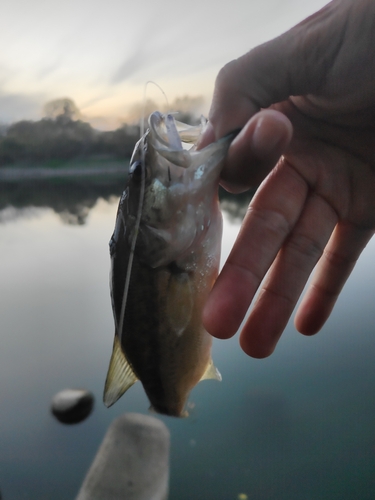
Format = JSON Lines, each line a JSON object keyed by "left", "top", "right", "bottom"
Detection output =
{"left": 0, "top": 115, "right": 139, "bottom": 167}
{"left": 0, "top": 97, "right": 202, "bottom": 167}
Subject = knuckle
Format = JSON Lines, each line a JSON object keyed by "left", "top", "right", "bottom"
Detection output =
{"left": 323, "top": 247, "right": 356, "bottom": 269}
{"left": 249, "top": 206, "right": 293, "bottom": 239}
{"left": 215, "top": 59, "right": 241, "bottom": 91}
{"left": 286, "top": 232, "right": 324, "bottom": 264}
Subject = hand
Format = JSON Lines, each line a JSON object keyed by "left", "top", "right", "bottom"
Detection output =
{"left": 201, "top": 0, "right": 375, "bottom": 358}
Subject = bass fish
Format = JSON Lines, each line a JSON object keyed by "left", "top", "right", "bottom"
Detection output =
{"left": 103, "top": 111, "right": 232, "bottom": 417}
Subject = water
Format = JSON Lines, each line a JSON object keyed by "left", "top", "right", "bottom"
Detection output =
{"left": 0, "top": 187, "right": 375, "bottom": 499}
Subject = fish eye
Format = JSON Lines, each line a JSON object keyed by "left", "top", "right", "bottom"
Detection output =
{"left": 129, "top": 160, "right": 144, "bottom": 181}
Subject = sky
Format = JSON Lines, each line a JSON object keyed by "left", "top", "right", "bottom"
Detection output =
{"left": 0, "top": 0, "right": 328, "bottom": 128}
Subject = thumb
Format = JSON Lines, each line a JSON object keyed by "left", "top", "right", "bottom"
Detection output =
{"left": 208, "top": 0, "right": 347, "bottom": 139}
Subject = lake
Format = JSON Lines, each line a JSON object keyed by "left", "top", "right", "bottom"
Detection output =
{"left": 0, "top": 176, "right": 375, "bottom": 499}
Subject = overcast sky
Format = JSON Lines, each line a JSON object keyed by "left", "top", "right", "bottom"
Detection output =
{"left": 0, "top": 0, "right": 328, "bottom": 127}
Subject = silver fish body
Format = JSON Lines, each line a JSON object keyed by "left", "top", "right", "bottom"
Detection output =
{"left": 103, "top": 111, "right": 232, "bottom": 417}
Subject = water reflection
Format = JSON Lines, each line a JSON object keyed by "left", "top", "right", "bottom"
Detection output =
{"left": 0, "top": 178, "right": 254, "bottom": 225}
{"left": 0, "top": 193, "right": 375, "bottom": 499}
{"left": 0, "top": 177, "right": 124, "bottom": 225}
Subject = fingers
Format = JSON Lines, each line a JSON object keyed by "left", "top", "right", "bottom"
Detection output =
{"left": 202, "top": 159, "right": 308, "bottom": 340}
{"left": 220, "top": 110, "right": 293, "bottom": 193}
{"left": 239, "top": 192, "right": 337, "bottom": 358}
{"left": 295, "top": 223, "right": 374, "bottom": 335}
{"left": 200, "top": 0, "right": 375, "bottom": 359}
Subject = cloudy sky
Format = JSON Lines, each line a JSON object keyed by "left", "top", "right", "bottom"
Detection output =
{"left": 1, "top": 0, "right": 328, "bottom": 128}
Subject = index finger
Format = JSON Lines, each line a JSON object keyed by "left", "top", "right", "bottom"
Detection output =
{"left": 203, "top": 160, "right": 308, "bottom": 338}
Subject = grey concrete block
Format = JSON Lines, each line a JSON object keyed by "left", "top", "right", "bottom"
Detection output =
{"left": 76, "top": 413, "right": 170, "bottom": 500}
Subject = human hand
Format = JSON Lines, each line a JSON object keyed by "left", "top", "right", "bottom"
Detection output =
{"left": 202, "top": 0, "right": 375, "bottom": 358}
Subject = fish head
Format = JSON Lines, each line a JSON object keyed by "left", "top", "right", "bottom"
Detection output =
{"left": 123, "top": 111, "right": 233, "bottom": 269}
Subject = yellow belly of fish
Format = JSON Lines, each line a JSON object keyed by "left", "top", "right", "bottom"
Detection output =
{"left": 104, "top": 254, "right": 221, "bottom": 417}
{"left": 125, "top": 260, "right": 217, "bottom": 416}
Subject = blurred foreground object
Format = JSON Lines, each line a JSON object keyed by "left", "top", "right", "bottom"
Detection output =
{"left": 51, "top": 388, "right": 94, "bottom": 424}
{"left": 76, "top": 413, "right": 170, "bottom": 500}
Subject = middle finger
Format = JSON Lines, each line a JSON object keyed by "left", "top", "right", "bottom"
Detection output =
{"left": 239, "top": 190, "right": 337, "bottom": 358}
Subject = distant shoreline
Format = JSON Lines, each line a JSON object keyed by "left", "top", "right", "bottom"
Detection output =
{"left": 0, "top": 162, "right": 128, "bottom": 181}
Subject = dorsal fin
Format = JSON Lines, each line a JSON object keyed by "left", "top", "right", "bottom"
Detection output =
{"left": 103, "top": 335, "right": 138, "bottom": 407}
{"left": 199, "top": 358, "right": 222, "bottom": 382}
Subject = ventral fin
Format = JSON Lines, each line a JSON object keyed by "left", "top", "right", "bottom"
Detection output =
{"left": 200, "top": 358, "right": 222, "bottom": 382}
{"left": 103, "top": 335, "right": 138, "bottom": 408}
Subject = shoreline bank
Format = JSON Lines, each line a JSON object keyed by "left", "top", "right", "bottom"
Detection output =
{"left": 0, "top": 164, "right": 127, "bottom": 181}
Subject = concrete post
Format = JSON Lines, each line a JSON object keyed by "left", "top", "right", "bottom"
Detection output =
{"left": 76, "top": 413, "right": 170, "bottom": 500}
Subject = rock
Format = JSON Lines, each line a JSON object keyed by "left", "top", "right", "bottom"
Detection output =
{"left": 51, "top": 389, "right": 94, "bottom": 424}
{"left": 76, "top": 413, "right": 170, "bottom": 500}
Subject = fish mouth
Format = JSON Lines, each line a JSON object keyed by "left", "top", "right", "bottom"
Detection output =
{"left": 149, "top": 112, "right": 184, "bottom": 150}
{"left": 148, "top": 111, "right": 206, "bottom": 169}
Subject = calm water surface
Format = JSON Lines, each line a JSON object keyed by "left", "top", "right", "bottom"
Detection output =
{"left": 1, "top": 196, "right": 375, "bottom": 499}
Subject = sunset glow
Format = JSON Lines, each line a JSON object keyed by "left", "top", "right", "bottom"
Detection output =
{"left": 0, "top": 0, "right": 328, "bottom": 127}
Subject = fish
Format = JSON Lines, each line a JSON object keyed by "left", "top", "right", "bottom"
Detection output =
{"left": 103, "top": 111, "right": 233, "bottom": 417}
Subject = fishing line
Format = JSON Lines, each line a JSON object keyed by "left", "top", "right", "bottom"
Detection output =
{"left": 142, "top": 80, "right": 170, "bottom": 130}
{"left": 117, "top": 82, "right": 169, "bottom": 343}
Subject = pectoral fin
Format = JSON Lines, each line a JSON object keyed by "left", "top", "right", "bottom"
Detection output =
{"left": 103, "top": 335, "right": 138, "bottom": 408}
{"left": 166, "top": 271, "right": 194, "bottom": 337}
{"left": 200, "top": 358, "right": 222, "bottom": 382}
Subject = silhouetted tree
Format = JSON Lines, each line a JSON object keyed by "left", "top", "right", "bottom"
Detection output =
{"left": 43, "top": 98, "right": 82, "bottom": 121}
{"left": 3, "top": 117, "right": 94, "bottom": 162}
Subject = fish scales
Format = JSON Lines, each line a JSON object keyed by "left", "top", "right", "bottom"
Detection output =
{"left": 104, "top": 111, "right": 233, "bottom": 417}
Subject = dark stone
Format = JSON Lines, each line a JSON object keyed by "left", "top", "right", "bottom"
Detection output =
{"left": 51, "top": 389, "right": 94, "bottom": 424}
